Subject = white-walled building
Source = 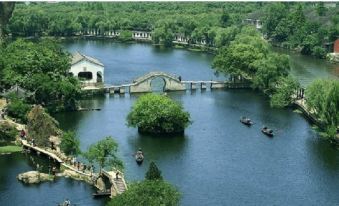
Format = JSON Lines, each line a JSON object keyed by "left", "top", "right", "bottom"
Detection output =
{"left": 70, "top": 52, "right": 104, "bottom": 84}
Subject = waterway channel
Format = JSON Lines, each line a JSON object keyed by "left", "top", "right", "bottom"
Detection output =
{"left": 0, "top": 39, "right": 338, "bottom": 206}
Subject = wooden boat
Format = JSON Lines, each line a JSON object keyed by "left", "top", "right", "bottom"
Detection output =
{"left": 262, "top": 127, "right": 274, "bottom": 137}
{"left": 240, "top": 116, "right": 253, "bottom": 126}
{"left": 135, "top": 152, "right": 144, "bottom": 164}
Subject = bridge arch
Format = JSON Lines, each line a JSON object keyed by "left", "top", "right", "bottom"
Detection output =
{"left": 129, "top": 71, "right": 185, "bottom": 93}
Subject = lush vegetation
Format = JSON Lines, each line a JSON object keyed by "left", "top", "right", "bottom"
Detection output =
{"left": 0, "top": 121, "right": 17, "bottom": 141}
{"left": 83, "top": 136, "right": 123, "bottom": 172}
{"left": 305, "top": 79, "right": 339, "bottom": 139}
{"left": 127, "top": 94, "right": 191, "bottom": 134}
{"left": 3, "top": 2, "right": 337, "bottom": 58}
{"left": 5, "top": 96, "right": 31, "bottom": 123}
{"left": 145, "top": 161, "right": 163, "bottom": 181}
{"left": 26, "top": 105, "right": 60, "bottom": 147}
{"left": 262, "top": 3, "right": 338, "bottom": 58}
{"left": 0, "top": 39, "right": 81, "bottom": 112}
{"left": 212, "top": 26, "right": 299, "bottom": 107}
{"left": 108, "top": 162, "right": 180, "bottom": 206}
{"left": 60, "top": 131, "right": 80, "bottom": 156}
{"left": 0, "top": 145, "right": 22, "bottom": 154}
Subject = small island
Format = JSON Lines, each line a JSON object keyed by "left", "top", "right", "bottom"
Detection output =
{"left": 127, "top": 93, "right": 191, "bottom": 134}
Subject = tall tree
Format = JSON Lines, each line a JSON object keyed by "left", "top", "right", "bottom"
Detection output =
{"left": 0, "top": 2, "right": 15, "bottom": 43}
{"left": 145, "top": 162, "right": 163, "bottom": 181}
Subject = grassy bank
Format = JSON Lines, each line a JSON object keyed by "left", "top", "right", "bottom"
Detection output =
{"left": 0, "top": 145, "right": 22, "bottom": 154}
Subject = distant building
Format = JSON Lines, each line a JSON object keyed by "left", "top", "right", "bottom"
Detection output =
{"left": 70, "top": 52, "right": 104, "bottom": 84}
{"left": 132, "top": 31, "right": 152, "bottom": 40}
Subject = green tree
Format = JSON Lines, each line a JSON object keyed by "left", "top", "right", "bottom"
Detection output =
{"left": 145, "top": 161, "right": 163, "bottom": 181}
{"left": 0, "top": 122, "right": 17, "bottom": 141}
{"left": 306, "top": 79, "right": 339, "bottom": 139}
{"left": 212, "top": 27, "right": 268, "bottom": 78}
{"left": 1, "top": 39, "right": 80, "bottom": 111}
{"left": 6, "top": 96, "right": 31, "bottom": 123}
{"left": 27, "top": 105, "right": 60, "bottom": 147}
{"left": 60, "top": 131, "right": 80, "bottom": 156}
{"left": 0, "top": 2, "right": 15, "bottom": 43}
{"left": 252, "top": 53, "right": 290, "bottom": 92}
{"left": 83, "top": 136, "right": 123, "bottom": 172}
{"left": 127, "top": 94, "right": 191, "bottom": 134}
{"left": 270, "top": 76, "right": 300, "bottom": 108}
{"left": 107, "top": 180, "right": 180, "bottom": 206}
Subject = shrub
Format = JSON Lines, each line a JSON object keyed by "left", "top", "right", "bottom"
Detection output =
{"left": 0, "top": 122, "right": 17, "bottom": 141}
{"left": 127, "top": 94, "right": 191, "bottom": 134}
{"left": 145, "top": 161, "right": 163, "bottom": 181}
{"left": 107, "top": 180, "right": 180, "bottom": 206}
{"left": 6, "top": 97, "right": 31, "bottom": 123}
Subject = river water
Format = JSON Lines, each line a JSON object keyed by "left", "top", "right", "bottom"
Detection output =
{"left": 1, "top": 39, "right": 338, "bottom": 206}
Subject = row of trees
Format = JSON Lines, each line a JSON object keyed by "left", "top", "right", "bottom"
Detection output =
{"left": 5, "top": 2, "right": 338, "bottom": 57}
{"left": 7, "top": 2, "right": 258, "bottom": 38}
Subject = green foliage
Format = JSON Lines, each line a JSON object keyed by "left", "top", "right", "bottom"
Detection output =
{"left": 107, "top": 180, "right": 180, "bottom": 206}
{"left": 270, "top": 76, "right": 300, "bottom": 108}
{"left": 306, "top": 79, "right": 339, "bottom": 139}
{"left": 0, "top": 39, "right": 80, "bottom": 112}
{"left": 6, "top": 96, "right": 31, "bottom": 123}
{"left": 262, "top": 3, "right": 335, "bottom": 58}
{"left": 127, "top": 94, "right": 191, "bottom": 134}
{"left": 0, "top": 145, "right": 22, "bottom": 154}
{"left": 83, "top": 136, "right": 123, "bottom": 171}
{"left": 27, "top": 105, "right": 60, "bottom": 147}
{"left": 60, "top": 131, "right": 80, "bottom": 156}
{"left": 213, "top": 26, "right": 269, "bottom": 78}
{"left": 145, "top": 161, "right": 163, "bottom": 181}
{"left": 0, "top": 122, "right": 17, "bottom": 141}
{"left": 252, "top": 53, "right": 290, "bottom": 92}
{"left": 118, "top": 30, "right": 133, "bottom": 42}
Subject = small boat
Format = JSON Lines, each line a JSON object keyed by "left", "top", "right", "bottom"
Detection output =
{"left": 262, "top": 126, "right": 274, "bottom": 137}
{"left": 135, "top": 152, "right": 144, "bottom": 164}
{"left": 135, "top": 148, "right": 144, "bottom": 164}
{"left": 240, "top": 116, "right": 253, "bottom": 126}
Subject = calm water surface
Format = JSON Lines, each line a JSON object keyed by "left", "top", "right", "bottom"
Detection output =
{"left": 1, "top": 40, "right": 338, "bottom": 206}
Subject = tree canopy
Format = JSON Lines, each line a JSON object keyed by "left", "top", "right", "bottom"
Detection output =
{"left": 127, "top": 94, "right": 191, "bottom": 134}
{"left": 145, "top": 161, "right": 163, "bottom": 181}
{"left": 83, "top": 136, "right": 123, "bottom": 171}
{"left": 306, "top": 79, "right": 339, "bottom": 139}
{"left": 0, "top": 39, "right": 80, "bottom": 112}
{"left": 60, "top": 131, "right": 80, "bottom": 156}
{"left": 107, "top": 180, "right": 180, "bottom": 206}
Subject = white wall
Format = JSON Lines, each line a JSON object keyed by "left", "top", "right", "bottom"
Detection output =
{"left": 70, "top": 60, "right": 104, "bottom": 84}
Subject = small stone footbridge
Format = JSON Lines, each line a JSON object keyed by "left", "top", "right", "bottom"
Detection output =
{"left": 82, "top": 71, "right": 250, "bottom": 94}
{"left": 20, "top": 139, "right": 127, "bottom": 198}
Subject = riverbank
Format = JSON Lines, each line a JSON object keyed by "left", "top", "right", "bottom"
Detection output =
{"left": 0, "top": 145, "right": 22, "bottom": 154}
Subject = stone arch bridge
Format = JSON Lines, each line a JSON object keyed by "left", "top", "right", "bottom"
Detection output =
{"left": 105, "top": 71, "right": 238, "bottom": 94}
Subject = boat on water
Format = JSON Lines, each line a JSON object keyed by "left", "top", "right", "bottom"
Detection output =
{"left": 262, "top": 126, "right": 274, "bottom": 137}
{"left": 240, "top": 116, "right": 253, "bottom": 126}
{"left": 135, "top": 148, "right": 144, "bottom": 164}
